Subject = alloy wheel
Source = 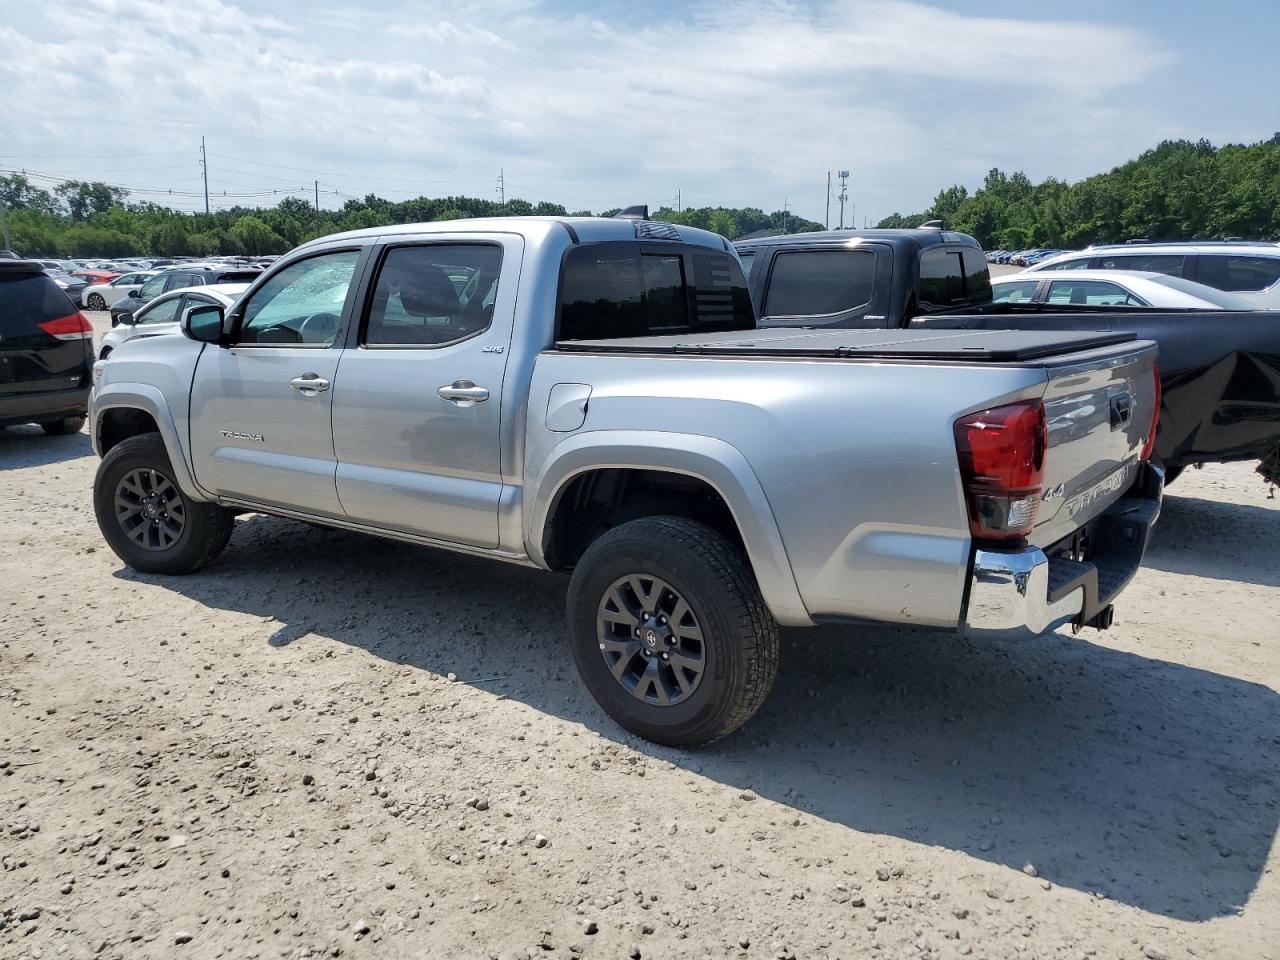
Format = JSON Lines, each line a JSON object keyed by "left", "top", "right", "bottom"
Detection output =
{"left": 114, "top": 467, "right": 186, "bottom": 551}
{"left": 596, "top": 574, "right": 706, "bottom": 706}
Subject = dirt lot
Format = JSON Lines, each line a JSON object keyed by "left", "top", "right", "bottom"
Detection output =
{"left": 2, "top": 312, "right": 1278, "bottom": 959}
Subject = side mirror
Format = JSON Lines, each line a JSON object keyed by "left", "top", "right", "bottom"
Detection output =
{"left": 127, "top": 289, "right": 141, "bottom": 298}
{"left": 180, "top": 303, "right": 226, "bottom": 345}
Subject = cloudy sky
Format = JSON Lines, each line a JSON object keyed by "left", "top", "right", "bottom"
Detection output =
{"left": 2, "top": 0, "right": 1276, "bottom": 224}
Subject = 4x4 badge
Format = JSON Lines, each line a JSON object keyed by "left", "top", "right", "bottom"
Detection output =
{"left": 1041, "top": 483, "right": 1065, "bottom": 502}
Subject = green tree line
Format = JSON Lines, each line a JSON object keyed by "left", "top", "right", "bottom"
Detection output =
{"left": 0, "top": 173, "right": 819, "bottom": 258}
{"left": 876, "top": 135, "right": 1280, "bottom": 249}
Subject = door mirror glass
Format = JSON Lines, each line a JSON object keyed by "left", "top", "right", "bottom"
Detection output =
{"left": 181, "top": 303, "right": 226, "bottom": 344}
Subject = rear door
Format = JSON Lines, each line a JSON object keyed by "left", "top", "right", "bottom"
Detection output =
{"left": 188, "top": 248, "right": 366, "bottom": 518}
{"left": 0, "top": 267, "right": 91, "bottom": 399}
{"left": 330, "top": 235, "right": 521, "bottom": 547}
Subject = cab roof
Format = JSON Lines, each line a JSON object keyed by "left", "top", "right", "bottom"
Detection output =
{"left": 734, "top": 227, "right": 982, "bottom": 251}
{"left": 296, "top": 216, "right": 734, "bottom": 254}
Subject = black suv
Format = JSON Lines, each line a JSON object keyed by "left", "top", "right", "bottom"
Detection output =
{"left": 0, "top": 260, "right": 94, "bottom": 434}
{"left": 110, "top": 265, "right": 262, "bottom": 326}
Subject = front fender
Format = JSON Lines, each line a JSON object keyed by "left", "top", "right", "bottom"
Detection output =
{"left": 526, "top": 430, "right": 813, "bottom": 627}
{"left": 91, "top": 383, "right": 212, "bottom": 503}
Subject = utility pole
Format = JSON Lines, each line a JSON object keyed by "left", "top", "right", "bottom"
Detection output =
{"left": 0, "top": 199, "right": 10, "bottom": 252}
{"left": 200, "top": 136, "right": 210, "bottom": 215}
{"left": 782, "top": 197, "right": 789, "bottom": 234}
{"left": 825, "top": 171, "right": 831, "bottom": 230}
{"left": 314, "top": 180, "right": 319, "bottom": 212}
{"left": 675, "top": 189, "right": 681, "bottom": 213}
{"left": 837, "top": 170, "right": 849, "bottom": 230}
{"left": 497, "top": 169, "right": 505, "bottom": 212}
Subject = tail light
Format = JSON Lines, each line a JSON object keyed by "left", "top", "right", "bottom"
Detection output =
{"left": 1140, "top": 364, "right": 1161, "bottom": 462}
{"left": 37, "top": 312, "right": 94, "bottom": 341}
{"left": 954, "top": 400, "right": 1047, "bottom": 541}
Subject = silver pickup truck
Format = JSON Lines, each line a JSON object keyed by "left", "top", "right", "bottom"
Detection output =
{"left": 89, "top": 215, "right": 1163, "bottom": 746}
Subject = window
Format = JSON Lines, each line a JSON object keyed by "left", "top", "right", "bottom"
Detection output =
{"left": 135, "top": 296, "right": 183, "bottom": 325}
{"left": 113, "top": 274, "right": 139, "bottom": 286}
{"left": 917, "top": 247, "right": 991, "bottom": 310}
{"left": 1046, "top": 280, "right": 1144, "bottom": 306}
{"left": 238, "top": 250, "right": 360, "bottom": 346}
{"left": 556, "top": 242, "right": 752, "bottom": 341}
{"left": 1039, "top": 257, "right": 1092, "bottom": 271}
{"left": 763, "top": 249, "right": 875, "bottom": 318}
{"left": 1196, "top": 255, "right": 1280, "bottom": 293}
{"left": 138, "top": 275, "right": 167, "bottom": 300}
{"left": 167, "top": 272, "right": 204, "bottom": 291}
{"left": 738, "top": 251, "right": 756, "bottom": 276}
{"left": 365, "top": 244, "right": 503, "bottom": 347}
{"left": 1097, "top": 253, "right": 1185, "bottom": 277}
{"left": 993, "top": 280, "right": 1039, "bottom": 303}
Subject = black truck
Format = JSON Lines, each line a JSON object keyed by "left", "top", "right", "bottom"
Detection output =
{"left": 735, "top": 228, "right": 1280, "bottom": 486}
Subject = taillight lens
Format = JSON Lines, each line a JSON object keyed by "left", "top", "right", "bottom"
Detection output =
{"left": 37, "top": 312, "right": 94, "bottom": 341}
{"left": 1141, "top": 364, "right": 1161, "bottom": 462}
{"left": 954, "top": 400, "right": 1047, "bottom": 541}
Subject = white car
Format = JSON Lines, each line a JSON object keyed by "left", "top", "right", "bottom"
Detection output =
{"left": 991, "top": 270, "right": 1259, "bottom": 311}
{"left": 1023, "top": 242, "right": 1280, "bottom": 308}
{"left": 98, "top": 282, "right": 250, "bottom": 359}
{"left": 81, "top": 271, "right": 159, "bottom": 310}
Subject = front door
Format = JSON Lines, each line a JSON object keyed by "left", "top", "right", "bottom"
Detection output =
{"left": 330, "top": 236, "right": 520, "bottom": 548}
{"left": 188, "top": 248, "right": 365, "bottom": 518}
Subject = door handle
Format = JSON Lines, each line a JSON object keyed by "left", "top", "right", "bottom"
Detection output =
{"left": 290, "top": 374, "right": 330, "bottom": 394}
{"left": 437, "top": 380, "right": 490, "bottom": 404}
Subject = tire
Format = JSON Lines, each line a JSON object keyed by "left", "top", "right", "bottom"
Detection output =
{"left": 566, "top": 516, "right": 779, "bottom": 747}
{"left": 1161, "top": 464, "right": 1184, "bottom": 487}
{"left": 99, "top": 346, "right": 112, "bottom": 360}
{"left": 93, "top": 433, "right": 234, "bottom": 575}
{"left": 86, "top": 293, "right": 106, "bottom": 310}
{"left": 41, "top": 415, "right": 86, "bottom": 436}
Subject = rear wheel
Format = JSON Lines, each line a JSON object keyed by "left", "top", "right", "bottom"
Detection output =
{"left": 93, "top": 433, "right": 234, "bottom": 574}
{"left": 41, "top": 416, "right": 85, "bottom": 436}
{"left": 566, "top": 516, "right": 779, "bottom": 747}
{"left": 86, "top": 293, "right": 107, "bottom": 310}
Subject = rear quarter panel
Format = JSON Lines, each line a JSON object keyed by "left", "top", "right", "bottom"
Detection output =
{"left": 525, "top": 352, "right": 1051, "bottom": 628}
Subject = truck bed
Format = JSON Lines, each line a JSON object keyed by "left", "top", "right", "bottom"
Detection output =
{"left": 554, "top": 327, "right": 1136, "bottom": 363}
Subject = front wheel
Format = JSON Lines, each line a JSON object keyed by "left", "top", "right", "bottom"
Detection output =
{"left": 86, "top": 293, "right": 107, "bottom": 310}
{"left": 566, "top": 516, "right": 779, "bottom": 747}
{"left": 93, "top": 433, "right": 235, "bottom": 574}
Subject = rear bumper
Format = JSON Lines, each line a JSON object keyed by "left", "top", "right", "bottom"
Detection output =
{"left": 961, "top": 462, "right": 1164, "bottom": 642}
{"left": 0, "top": 385, "right": 90, "bottom": 429}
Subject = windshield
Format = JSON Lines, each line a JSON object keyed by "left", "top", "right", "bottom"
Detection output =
{"left": 1149, "top": 275, "right": 1255, "bottom": 309}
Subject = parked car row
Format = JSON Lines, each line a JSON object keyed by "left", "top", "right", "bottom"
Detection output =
{"left": 991, "top": 240, "right": 1280, "bottom": 308}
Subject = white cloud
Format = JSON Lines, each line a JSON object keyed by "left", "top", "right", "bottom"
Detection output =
{"left": 0, "top": 0, "right": 1179, "bottom": 221}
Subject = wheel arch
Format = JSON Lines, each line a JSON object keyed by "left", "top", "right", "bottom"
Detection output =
{"left": 92, "top": 385, "right": 211, "bottom": 502}
{"left": 528, "top": 431, "right": 812, "bottom": 626}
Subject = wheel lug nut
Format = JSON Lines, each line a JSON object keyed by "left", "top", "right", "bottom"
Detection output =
{"left": 661, "top": 652, "right": 670, "bottom": 660}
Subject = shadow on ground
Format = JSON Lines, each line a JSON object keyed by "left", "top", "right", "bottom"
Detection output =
{"left": 0, "top": 424, "right": 92, "bottom": 471}
{"left": 120, "top": 504, "right": 1280, "bottom": 924}
{"left": 1144, "top": 489, "right": 1280, "bottom": 587}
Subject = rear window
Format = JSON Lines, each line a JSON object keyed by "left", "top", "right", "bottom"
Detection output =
{"left": 917, "top": 247, "right": 992, "bottom": 311}
{"left": 0, "top": 271, "right": 76, "bottom": 330}
{"left": 557, "top": 242, "right": 752, "bottom": 341}
{"left": 1195, "top": 254, "right": 1280, "bottom": 292}
{"left": 762, "top": 249, "right": 875, "bottom": 318}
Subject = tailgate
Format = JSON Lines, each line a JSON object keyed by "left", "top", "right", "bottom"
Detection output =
{"left": 1032, "top": 341, "right": 1159, "bottom": 548}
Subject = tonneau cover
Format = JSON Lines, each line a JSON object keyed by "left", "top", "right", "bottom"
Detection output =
{"left": 555, "top": 327, "right": 1136, "bottom": 363}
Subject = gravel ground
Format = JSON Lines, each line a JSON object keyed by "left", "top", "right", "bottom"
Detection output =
{"left": 1, "top": 312, "right": 1277, "bottom": 959}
